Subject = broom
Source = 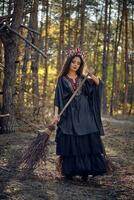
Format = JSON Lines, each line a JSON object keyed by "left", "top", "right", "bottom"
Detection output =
{"left": 21, "top": 72, "right": 91, "bottom": 169}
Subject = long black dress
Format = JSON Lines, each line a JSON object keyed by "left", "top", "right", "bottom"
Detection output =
{"left": 54, "top": 75, "right": 107, "bottom": 177}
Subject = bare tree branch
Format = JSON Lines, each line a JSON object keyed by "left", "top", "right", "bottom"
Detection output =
{"left": 6, "top": 25, "right": 47, "bottom": 59}
{"left": 0, "top": 14, "right": 12, "bottom": 21}
{"left": 0, "top": 114, "right": 10, "bottom": 117}
{"left": 0, "top": 23, "right": 6, "bottom": 31}
{"left": 20, "top": 24, "right": 40, "bottom": 35}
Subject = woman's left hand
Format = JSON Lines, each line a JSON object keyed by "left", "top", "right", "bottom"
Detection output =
{"left": 88, "top": 67, "right": 95, "bottom": 77}
{"left": 88, "top": 67, "right": 100, "bottom": 85}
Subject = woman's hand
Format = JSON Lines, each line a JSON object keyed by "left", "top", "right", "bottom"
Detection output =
{"left": 88, "top": 67, "right": 100, "bottom": 86}
{"left": 52, "top": 115, "right": 60, "bottom": 124}
{"left": 88, "top": 67, "right": 95, "bottom": 77}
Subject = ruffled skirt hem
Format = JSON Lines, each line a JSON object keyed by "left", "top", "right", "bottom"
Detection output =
{"left": 61, "top": 154, "right": 107, "bottom": 176}
{"left": 55, "top": 129, "right": 107, "bottom": 176}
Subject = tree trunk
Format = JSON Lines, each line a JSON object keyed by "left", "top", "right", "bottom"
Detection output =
{"left": 0, "top": 40, "right": 3, "bottom": 90}
{"left": 102, "top": 0, "right": 108, "bottom": 115}
{"left": 107, "top": 0, "right": 112, "bottom": 67}
{"left": 30, "top": 0, "right": 40, "bottom": 116}
{"left": 128, "top": 3, "right": 134, "bottom": 115}
{"left": 1, "top": 41, "right": 17, "bottom": 133}
{"left": 67, "top": 0, "right": 71, "bottom": 47}
{"left": 110, "top": 0, "right": 122, "bottom": 115}
{"left": 74, "top": 0, "right": 80, "bottom": 48}
{"left": 0, "top": 40, "right": 3, "bottom": 112}
{"left": 0, "top": 0, "right": 24, "bottom": 133}
{"left": 123, "top": 0, "right": 129, "bottom": 114}
{"left": 19, "top": 17, "right": 32, "bottom": 111}
{"left": 79, "top": 0, "right": 86, "bottom": 50}
{"left": 43, "top": 0, "right": 49, "bottom": 104}
{"left": 93, "top": 8, "right": 103, "bottom": 70}
{"left": 57, "top": 0, "right": 65, "bottom": 73}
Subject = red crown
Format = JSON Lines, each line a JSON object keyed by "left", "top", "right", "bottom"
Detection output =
{"left": 66, "top": 47, "right": 86, "bottom": 59}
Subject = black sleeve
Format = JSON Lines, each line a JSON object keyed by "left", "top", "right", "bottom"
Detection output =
{"left": 92, "top": 79, "right": 105, "bottom": 136}
{"left": 54, "top": 77, "right": 64, "bottom": 113}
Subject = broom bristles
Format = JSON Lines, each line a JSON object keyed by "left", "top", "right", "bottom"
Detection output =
{"left": 21, "top": 124, "right": 56, "bottom": 169}
{"left": 105, "top": 155, "right": 115, "bottom": 173}
{"left": 21, "top": 131, "right": 49, "bottom": 169}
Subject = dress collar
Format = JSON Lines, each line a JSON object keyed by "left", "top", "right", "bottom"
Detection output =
{"left": 63, "top": 75, "right": 82, "bottom": 96}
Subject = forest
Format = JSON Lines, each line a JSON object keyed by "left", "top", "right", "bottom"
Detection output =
{"left": 0, "top": 0, "right": 133, "bottom": 132}
{"left": 0, "top": 0, "right": 134, "bottom": 200}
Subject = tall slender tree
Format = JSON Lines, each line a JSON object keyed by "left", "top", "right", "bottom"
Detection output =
{"left": 110, "top": 0, "right": 123, "bottom": 115}
{"left": 30, "top": 0, "right": 40, "bottom": 116}
{"left": 57, "top": 0, "right": 65, "bottom": 72}
{"left": 102, "top": 0, "right": 108, "bottom": 115}
{"left": 43, "top": 0, "right": 49, "bottom": 104}
{"left": 79, "top": 0, "right": 86, "bottom": 50}
{"left": 128, "top": 2, "right": 134, "bottom": 114}
{"left": 0, "top": 0, "right": 24, "bottom": 133}
{"left": 19, "top": 16, "right": 32, "bottom": 111}
{"left": 73, "top": 0, "right": 80, "bottom": 48}
{"left": 123, "top": 0, "right": 129, "bottom": 114}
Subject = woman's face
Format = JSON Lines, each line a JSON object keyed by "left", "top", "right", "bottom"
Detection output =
{"left": 69, "top": 56, "right": 81, "bottom": 73}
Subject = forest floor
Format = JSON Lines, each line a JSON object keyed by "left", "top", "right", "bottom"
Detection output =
{"left": 0, "top": 116, "right": 134, "bottom": 200}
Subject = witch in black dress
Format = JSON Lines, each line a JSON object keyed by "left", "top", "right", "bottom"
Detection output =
{"left": 53, "top": 49, "right": 107, "bottom": 181}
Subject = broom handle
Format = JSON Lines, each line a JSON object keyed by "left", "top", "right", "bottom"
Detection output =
{"left": 58, "top": 71, "right": 91, "bottom": 117}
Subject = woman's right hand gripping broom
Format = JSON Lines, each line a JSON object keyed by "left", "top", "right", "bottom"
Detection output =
{"left": 52, "top": 106, "right": 60, "bottom": 125}
{"left": 52, "top": 115, "right": 60, "bottom": 125}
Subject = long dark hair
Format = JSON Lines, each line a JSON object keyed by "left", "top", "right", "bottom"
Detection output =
{"left": 59, "top": 54, "right": 84, "bottom": 77}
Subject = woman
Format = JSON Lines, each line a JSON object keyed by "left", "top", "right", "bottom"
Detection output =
{"left": 53, "top": 50, "right": 107, "bottom": 181}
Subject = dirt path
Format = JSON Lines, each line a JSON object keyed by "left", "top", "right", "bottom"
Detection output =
{"left": 0, "top": 117, "right": 134, "bottom": 200}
